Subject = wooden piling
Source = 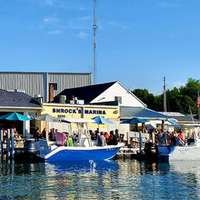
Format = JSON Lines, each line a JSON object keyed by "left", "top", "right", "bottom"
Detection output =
{"left": 7, "top": 129, "right": 10, "bottom": 159}
{"left": 0, "top": 130, "right": 3, "bottom": 159}
{"left": 11, "top": 129, "right": 14, "bottom": 159}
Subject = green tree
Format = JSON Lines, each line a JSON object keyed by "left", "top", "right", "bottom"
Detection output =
{"left": 132, "top": 89, "right": 155, "bottom": 110}
{"left": 132, "top": 78, "right": 200, "bottom": 114}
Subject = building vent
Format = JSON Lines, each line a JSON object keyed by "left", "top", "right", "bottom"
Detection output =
{"left": 59, "top": 95, "right": 66, "bottom": 104}
{"left": 115, "top": 96, "right": 122, "bottom": 104}
{"left": 15, "top": 89, "right": 25, "bottom": 93}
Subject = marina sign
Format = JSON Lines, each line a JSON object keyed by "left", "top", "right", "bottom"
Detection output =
{"left": 52, "top": 108, "right": 106, "bottom": 115}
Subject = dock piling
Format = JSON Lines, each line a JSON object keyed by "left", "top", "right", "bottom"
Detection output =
{"left": 11, "top": 129, "right": 14, "bottom": 159}
{"left": 0, "top": 130, "right": 3, "bottom": 159}
{"left": 6, "top": 129, "right": 10, "bottom": 159}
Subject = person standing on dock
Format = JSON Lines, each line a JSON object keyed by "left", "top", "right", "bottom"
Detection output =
{"left": 115, "top": 129, "right": 121, "bottom": 142}
{"left": 34, "top": 127, "right": 41, "bottom": 141}
{"left": 107, "top": 131, "right": 118, "bottom": 145}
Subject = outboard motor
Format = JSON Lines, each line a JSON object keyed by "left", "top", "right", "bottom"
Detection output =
{"left": 24, "top": 140, "right": 38, "bottom": 154}
{"left": 144, "top": 142, "right": 158, "bottom": 159}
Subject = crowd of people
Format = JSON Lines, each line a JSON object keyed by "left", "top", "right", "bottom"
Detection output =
{"left": 148, "top": 128, "right": 193, "bottom": 146}
{"left": 34, "top": 127, "right": 56, "bottom": 141}
{"left": 34, "top": 127, "right": 121, "bottom": 147}
{"left": 89, "top": 128, "right": 121, "bottom": 146}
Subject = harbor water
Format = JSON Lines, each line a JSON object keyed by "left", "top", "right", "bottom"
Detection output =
{"left": 0, "top": 159, "right": 200, "bottom": 199}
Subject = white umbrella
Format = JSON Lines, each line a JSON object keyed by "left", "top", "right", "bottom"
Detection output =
{"left": 31, "top": 114, "right": 60, "bottom": 122}
{"left": 31, "top": 114, "right": 60, "bottom": 140}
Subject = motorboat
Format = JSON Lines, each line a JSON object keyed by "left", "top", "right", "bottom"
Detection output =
{"left": 144, "top": 124, "right": 200, "bottom": 161}
{"left": 35, "top": 118, "right": 123, "bottom": 162}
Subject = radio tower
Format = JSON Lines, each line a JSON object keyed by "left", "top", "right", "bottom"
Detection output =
{"left": 93, "top": 0, "right": 98, "bottom": 84}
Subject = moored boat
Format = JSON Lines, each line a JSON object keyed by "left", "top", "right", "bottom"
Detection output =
{"left": 144, "top": 124, "right": 200, "bottom": 161}
{"left": 36, "top": 139, "right": 123, "bottom": 161}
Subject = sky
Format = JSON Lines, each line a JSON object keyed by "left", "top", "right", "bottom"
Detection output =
{"left": 0, "top": 0, "right": 200, "bottom": 95}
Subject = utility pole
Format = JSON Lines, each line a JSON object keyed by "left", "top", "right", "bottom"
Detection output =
{"left": 93, "top": 0, "right": 98, "bottom": 84}
{"left": 197, "top": 90, "right": 200, "bottom": 123}
{"left": 163, "top": 77, "right": 167, "bottom": 112}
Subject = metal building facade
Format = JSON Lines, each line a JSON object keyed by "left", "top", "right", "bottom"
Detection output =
{"left": 0, "top": 71, "right": 92, "bottom": 102}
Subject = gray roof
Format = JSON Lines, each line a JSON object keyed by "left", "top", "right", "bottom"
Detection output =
{"left": 159, "top": 112, "right": 198, "bottom": 123}
{"left": 120, "top": 106, "right": 171, "bottom": 120}
{"left": 167, "top": 115, "right": 198, "bottom": 123}
{"left": 0, "top": 89, "right": 42, "bottom": 108}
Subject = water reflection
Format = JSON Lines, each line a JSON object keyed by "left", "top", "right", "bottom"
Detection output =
{"left": 0, "top": 159, "right": 200, "bottom": 199}
{"left": 46, "top": 160, "right": 119, "bottom": 175}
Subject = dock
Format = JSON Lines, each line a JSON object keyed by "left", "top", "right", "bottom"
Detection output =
{"left": 116, "top": 147, "right": 142, "bottom": 159}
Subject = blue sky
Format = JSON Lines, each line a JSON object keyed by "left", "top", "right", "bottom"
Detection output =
{"left": 0, "top": 0, "right": 200, "bottom": 95}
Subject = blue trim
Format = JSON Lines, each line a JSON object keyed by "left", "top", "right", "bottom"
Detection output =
{"left": 44, "top": 147, "right": 121, "bottom": 161}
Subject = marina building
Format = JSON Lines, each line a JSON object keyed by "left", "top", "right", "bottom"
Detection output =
{"left": 0, "top": 71, "right": 92, "bottom": 102}
{"left": 0, "top": 89, "right": 42, "bottom": 135}
{"left": 40, "top": 81, "right": 170, "bottom": 134}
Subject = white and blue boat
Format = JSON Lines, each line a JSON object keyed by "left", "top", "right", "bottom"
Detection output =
{"left": 36, "top": 142, "right": 123, "bottom": 161}
{"left": 35, "top": 118, "right": 123, "bottom": 162}
{"left": 145, "top": 124, "right": 200, "bottom": 161}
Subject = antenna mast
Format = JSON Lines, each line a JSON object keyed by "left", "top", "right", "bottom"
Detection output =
{"left": 93, "top": 0, "right": 98, "bottom": 84}
{"left": 163, "top": 77, "right": 167, "bottom": 112}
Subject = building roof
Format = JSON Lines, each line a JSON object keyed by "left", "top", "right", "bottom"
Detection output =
{"left": 53, "top": 81, "right": 117, "bottom": 104}
{"left": 159, "top": 112, "right": 198, "bottom": 123}
{"left": 120, "top": 106, "right": 171, "bottom": 120}
{"left": 0, "top": 71, "right": 92, "bottom": 75}
{"left": 0, "top": 89, "right": 42, "bottom": 108}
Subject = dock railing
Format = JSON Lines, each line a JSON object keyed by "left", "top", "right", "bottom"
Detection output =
{"left": 124, "top": 131, "right": 149, "bottom": 147}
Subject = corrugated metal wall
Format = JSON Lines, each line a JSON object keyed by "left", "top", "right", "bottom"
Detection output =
{"left": 0, "top": 72, "right": 92, "bottom": 102}
{"left": 48, "top": 72, "right": 92, "bottom": 96}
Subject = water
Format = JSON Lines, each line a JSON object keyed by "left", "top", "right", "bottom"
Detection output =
{"left": 0, "top": 159, "right": 200, "bottom": 199}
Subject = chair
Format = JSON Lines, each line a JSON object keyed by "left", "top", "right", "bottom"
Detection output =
{"left": 55, "top": 132, "right": 67, "bottom": 146}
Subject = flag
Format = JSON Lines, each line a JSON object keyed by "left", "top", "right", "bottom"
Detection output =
{"left": 197, "top": 91, "right": 200, "bottom": 108}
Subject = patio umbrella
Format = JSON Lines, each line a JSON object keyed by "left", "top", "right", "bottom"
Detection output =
{"left": 31, "top": 114, "right": 60, "bottom": 140}
{"left": 92, "top": 116, "right": 115, "bottom": 125}
{"left": 0, "top": 112, "right": 31, "bottom": 121}
{"left": 92, "top": 116, "right": 115, "bottom": 130}
{"left": 31, "top": 114, "right": 60, "bottom": 122}
{"left": 120, "top": 118, "right": 149, "bottom": 124}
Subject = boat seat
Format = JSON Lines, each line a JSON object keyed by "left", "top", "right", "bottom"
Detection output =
{"left": 56, "top": 132, "right": 67, "bottom": 146}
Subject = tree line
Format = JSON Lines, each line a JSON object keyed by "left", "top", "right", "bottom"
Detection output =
{"left": 132, "top": 78, "right": 200, "bottom": 115}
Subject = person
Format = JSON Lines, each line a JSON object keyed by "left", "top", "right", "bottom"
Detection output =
{"left": 178, "top": 131, "right": 183, "bottom": 141}
{"left": 107, "top": 131, "right": 118, "bottom": 145}
{"left": 49, "top": 128, "right": 56, "bottom": 141}
{"left": 159, "top": 133, "right": 166, "bottom": 145}
{"left": 89, "top": 130, "right": 95, "bottom": 140}
{"left": 104, "top": 132, "right": 110, "bottom": 143}
{"left": 34, "top": 127, "right": 41, "bottom": 141}
{"left": 97, "top": 132, "right": 105, "bottom": 146}
{"left": 41, "top": 128, "right": 47, "bottom": 139}
{"left": 14, "top": 128, "right": 18, "bottom": 135}
{"left": 65, "top": 133, "right": 73, "bottom": 147}
{"left": 115, "top": 129, "right": 121, "bottom": 142}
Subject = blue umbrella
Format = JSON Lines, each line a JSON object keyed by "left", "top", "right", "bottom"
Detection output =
{"left": 0, "top": 112, "right": 31, "bottom": 121}
{"left": 120, "top": 118, "right": 149, "bottom": 124}
{"left": 92, "top": 116, "right": 115, "bottom": 124}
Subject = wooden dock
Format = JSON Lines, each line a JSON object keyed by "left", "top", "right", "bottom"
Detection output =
{"left": 116, "top": 147, "right": 141, "bottom": 159}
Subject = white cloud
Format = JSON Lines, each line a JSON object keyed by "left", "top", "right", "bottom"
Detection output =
{"left": 77, "top": 31, "right": 88, "bottom": 39}
{"left": 59, "top": 4, "right": 88, "bottom": 11}
{"left": 44, "top": 0, "right": 53, "bottom": 6}
{"left": 77, "top": 16, "right": 91, "bottom": 21}
{"left": 107, "top": 21, "right": 117, "bottom": 25}
{"left": 47, "top": 30, "right": 63, "bottom": 35}
{"left": 106, "top": 21, "right": 130, "bottom": 30}
{"left": 157, "top": 2, "right": 180, "bottom": 8}
{"left": 43, "top": 16, "right": 58, "bottom": 23}
{"left": 173, "top": 81, "right": 186, "bottom": 88}
{"left": 37, "top": 0, "right": 53, "bottom": 6}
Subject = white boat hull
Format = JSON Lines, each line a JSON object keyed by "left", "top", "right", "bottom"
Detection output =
{"left": 158, "top": 145, "right": 200, "bottom": 161}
